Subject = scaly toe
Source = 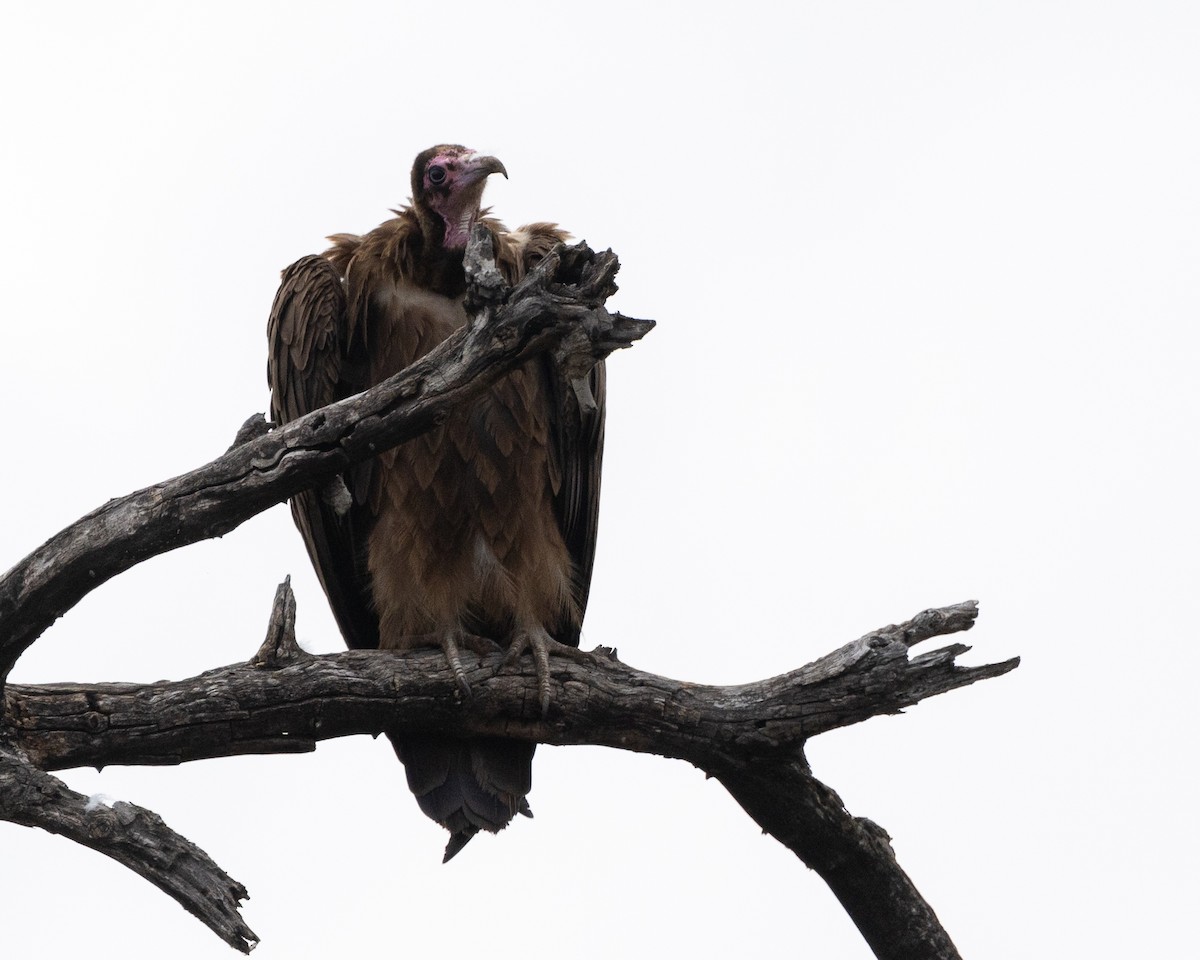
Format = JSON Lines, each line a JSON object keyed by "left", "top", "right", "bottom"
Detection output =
{"left": 500, "top": 633, "right": 529, "bottom": 672}
{"left": 502, "top": 628, "right": 578, "bottom": 717}
{"left": 440, "top": 630, "right": 473, "bottom": 699}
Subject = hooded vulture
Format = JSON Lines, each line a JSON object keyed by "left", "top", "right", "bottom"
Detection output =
{"left": 266, "top": 145, "right": 604, "bottom": 861}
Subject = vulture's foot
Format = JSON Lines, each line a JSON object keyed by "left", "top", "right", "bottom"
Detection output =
{"left": 411, "top": 630, "right": 500, "bottom": 699}
{"left": 501, "top": 627, "right": 590, "bottom": 716}
{"left": 438, "top": 630, "right": 473, "bottom": 699}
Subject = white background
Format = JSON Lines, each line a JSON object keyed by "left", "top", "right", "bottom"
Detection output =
{"left": 1, "top": 2, "right": 1196, "bottom": 957}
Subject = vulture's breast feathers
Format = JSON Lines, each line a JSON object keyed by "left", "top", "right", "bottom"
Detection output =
{"left": 267, "top": 143, "right": 604, "bottom": 860}
{"left": 335, "top": 210, "right": 577, "bottom": 646}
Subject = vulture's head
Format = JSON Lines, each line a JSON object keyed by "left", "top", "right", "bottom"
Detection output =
{"left": 411, "top": 144, "right": 508, "bottom": 250}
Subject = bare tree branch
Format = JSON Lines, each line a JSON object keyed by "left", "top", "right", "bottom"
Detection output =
{"left": 0, "top": 738, "right": 257, "bottom": 953}
{"left": 0, "top": 236, "right": 653, "bottom": 685}
{"left": 0, "top": 231, "right": 1019, "bottom": 959}
{"left": 3, "top": 579, "right": 1016, "bottom": 959}
{"left": 6, "top": 592, "right": 1014, "bottom": 774}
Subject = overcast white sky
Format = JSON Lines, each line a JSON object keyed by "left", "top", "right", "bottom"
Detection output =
{"left": 1, "top": 2, "right": 1197, "bottom": 957}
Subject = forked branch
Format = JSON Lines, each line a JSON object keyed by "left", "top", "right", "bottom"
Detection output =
{"left": 4, "top": 585, "right": 1015, "bottom": 959}
{"left": 0, "top": 233, "right": 652, "bottom": 685}
{"left": 0, "top": 232, "right": 1017, "bottom": 960}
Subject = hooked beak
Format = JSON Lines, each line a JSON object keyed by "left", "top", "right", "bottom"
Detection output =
{"left": 461, "top": 153, "right": 508, "bottom": 184}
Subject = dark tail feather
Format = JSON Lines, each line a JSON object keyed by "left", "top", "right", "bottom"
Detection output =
{"left": 389, "top": 734, "right": 535, "bottom": 861}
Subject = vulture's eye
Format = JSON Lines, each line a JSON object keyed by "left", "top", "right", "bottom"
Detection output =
{"left": 428, "top": 165, "right": 447, "bottom": 185}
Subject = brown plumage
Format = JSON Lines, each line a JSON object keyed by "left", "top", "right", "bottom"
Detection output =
{"left": 267, "top": 145, "right": 605, "bottom": 860}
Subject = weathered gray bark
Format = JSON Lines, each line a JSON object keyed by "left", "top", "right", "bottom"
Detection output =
{"left": 0, "top": 738, "right": 257, "bottom": 952}
{"left": 7, "top": 592, "right": 1008, "bottom": 773}
{"left": 0, "top": 235, "right": 647, "bottom": 684}
{"left": 3, "top": 585, "right": 1013, "bottom": 959}
{"left": 0, "top": 231, "right": 1018, "bottom": 958}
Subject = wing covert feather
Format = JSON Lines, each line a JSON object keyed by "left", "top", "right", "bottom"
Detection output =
{"left": 267, "top": 255, "right": 380, "bottom": 651}
{"left": 492, "top": 222, "right": 606, "bottom": 647}
{"left": 548, "top": 360, "right": 606, "bottom": 644}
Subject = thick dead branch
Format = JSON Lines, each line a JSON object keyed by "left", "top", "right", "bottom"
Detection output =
{"left": 5, "top": 596, "right": 1014, "bottom": 773}
{"left": 715, "top": 763, "right": 960, "bottom": 960}
{"left": 0, "top": 228, "right": 1018, "bottom": 958}
{"left": 0, "top": 738, "right": 257, "bottom": 953}
{"left": 0, "top": 235, "right": 650, "bottom": 952}
{"left": 3, "top": 582, "right": 1015, "bottom": 959}
{"left": 0, "top": 232, "right": 652, "bottom": 685}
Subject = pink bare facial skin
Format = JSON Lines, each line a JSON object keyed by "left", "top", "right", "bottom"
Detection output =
{"left": 423, "top": 149, "right": 505, "bottom": 249}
